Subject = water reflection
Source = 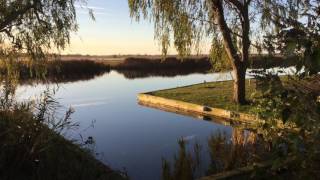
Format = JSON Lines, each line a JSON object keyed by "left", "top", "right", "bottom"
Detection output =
{"left": 139, "top": 101, "right": 256, "bottom": 129}
{"left": 162, "top": 128, "right": 270, "bottom": 180}
{"left": 17, "top": 68, "right": 300, "bottom": 180}
{"left": 19, "top": 68, "right": 213, "bottom": 85}
{"left": 17, "top": 68, "right": 294, "bottom": 180}
{"left": 10, "top": 58, "right": 298, "bottom": 180}
{"left": 17, "top": 71, "right": 237, "bottom": 180}
{"left": 116, "top": 68, "right": 210, "bottom": 79}
{"left": 19, "top": 65, "right": 296, "bottom": 86}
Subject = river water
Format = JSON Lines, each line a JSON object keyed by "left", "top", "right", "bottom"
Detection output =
{"left": 16, "top": 70, "right": 243, "bottom": 180}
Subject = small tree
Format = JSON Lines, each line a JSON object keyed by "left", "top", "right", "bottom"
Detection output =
{"left": 127, "top": 0, "right": 318, "bottom": 105}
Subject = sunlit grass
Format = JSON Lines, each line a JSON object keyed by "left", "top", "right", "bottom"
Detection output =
{"left": 150, "top": 79, "right": 258, "bottom": 113}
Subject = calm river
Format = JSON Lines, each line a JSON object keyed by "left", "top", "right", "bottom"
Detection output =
{"left": 17, "top": 70, "right": 239, "bottom": 180}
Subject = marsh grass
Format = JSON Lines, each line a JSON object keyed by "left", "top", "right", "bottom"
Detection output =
{"left": 114, "top": 57, "right": 211, "bottom": 70}
{"left": 111, "top": 55, "right": 297, "bottom": 72}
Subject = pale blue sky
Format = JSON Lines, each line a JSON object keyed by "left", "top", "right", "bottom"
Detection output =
{"left": 65, "top": 0, "right": 172, "bottom": 55}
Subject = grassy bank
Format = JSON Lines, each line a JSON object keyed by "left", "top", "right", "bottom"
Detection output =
{"left": 149, "top": 79, "right": 258, "bottom": 113}
{"left": 149, "top": 75, "right": 299, "bottom": 115}
{"left": 0, "top": 109, "right": 126, "bottom": 180}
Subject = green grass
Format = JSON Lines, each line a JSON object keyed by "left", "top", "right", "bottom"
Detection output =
{"left": 150, "top": 79, "right": 258, "bottom": 113}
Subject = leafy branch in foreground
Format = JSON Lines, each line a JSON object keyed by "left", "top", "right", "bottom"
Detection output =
{"left": 252, "top": 72, "right": 320, "bottom": 178}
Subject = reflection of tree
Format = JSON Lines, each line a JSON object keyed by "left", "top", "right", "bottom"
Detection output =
{"left": 207, "top": 128, "right": 262, "bottom": 174}
{"left": 162, "top": 140, "right": 201, "bottom": 180}
{"left": 232, "top": 128, "right": 257, "bottom": 145}
{"left": 162, "top": 129, "right": 270, "bottom": 180}
{"left": 206, "top": 128, "right": 267, "bottom": 175}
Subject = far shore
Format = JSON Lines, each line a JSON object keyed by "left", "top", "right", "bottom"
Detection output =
{"left": 59, "top": 54, "right": 298, "bottom": 69}
{"left": 60, "top": 54, "right": 209, "bottom": 67}
{"left": 0, "top": 54, "right": 299, "bottom": 83}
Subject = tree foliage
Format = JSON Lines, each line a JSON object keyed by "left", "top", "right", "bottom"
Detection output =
{"left": 128, "top": 0, "right": 319, "bottom": 60}
{"left": 0, "top": 0, "right": 94, "bottom": 104}
{"left": 209, "top": 37, "right": 231, "bottom": 71}
{"left": 128, "top": 0, "right": 244, "bottom": 56}
{"left": 0, "top": 0, "right": 91, "bottom": 62}
{"left": 260, "top": 0, "right": 320, "bottom": 75}
{"left": 251, "top": 73, "right": 320, "bottom": 178}
{"left": 128, "top": 0, "right": 319, "bottom": 104}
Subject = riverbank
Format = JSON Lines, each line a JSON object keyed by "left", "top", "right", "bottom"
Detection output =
{"left": 0, "top": 54, "right": 298, "bottom": 83}
{"left": 0, "top": 60, "right": 110, "bottom": 83}
{"left": 61, "top": 54, "right": 298, "bottom": 70}
{"left": 148, "top": 79, "right": 258, "bottom": 113}
{"left": 0, "top": 108, "right": 127, "bottom": 180}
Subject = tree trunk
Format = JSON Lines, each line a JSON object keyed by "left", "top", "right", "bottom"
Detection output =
{"left": 233, "top": 63, "right": 247, "bottom": 104}
{"left": 212, "top": 0, "right": 250, "bottom": 105}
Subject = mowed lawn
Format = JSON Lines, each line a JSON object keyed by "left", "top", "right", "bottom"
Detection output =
{"left": 149, "top": 79, "right": 258, "bottom": 113}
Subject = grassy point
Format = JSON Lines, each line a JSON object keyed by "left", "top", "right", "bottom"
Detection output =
{"left": 150, "top": 79, "right": 258, "bottom": 113}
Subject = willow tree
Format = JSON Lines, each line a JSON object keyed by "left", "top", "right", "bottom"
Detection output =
{"left": 0, "top": 0, "right": 92, "bottom": 66}
{"left": 128, "top": 0, "right": 318, "bottom": 105}
{"left": 0, "top": 0, "right": 92, "bottom": 105}
{"left": 128, "top": 0, "right": 254, "bottom": 104}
